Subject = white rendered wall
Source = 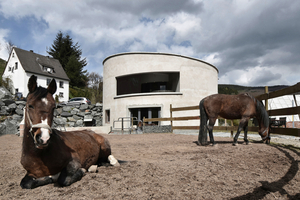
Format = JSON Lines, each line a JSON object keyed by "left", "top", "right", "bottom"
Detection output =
{"left": 3, "top": 49, "right": 27, "bottom": 95}
{"left": 103, "top": 52, "right": 218, "bottom": 128}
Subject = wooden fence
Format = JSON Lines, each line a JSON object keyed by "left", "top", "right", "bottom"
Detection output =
{"left": 143, "top": 82, "right": 300, "bottom": 137}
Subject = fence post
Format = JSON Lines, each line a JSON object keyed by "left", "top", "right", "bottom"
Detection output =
{"left": 265, "top": 86, "right": 269, "bottom": 111}
{"left": 293, "top": 94, "right": 300, "bottom": 119}
{"left": 170, "top": 104, "right": 173, "bottom": 131}
{"left": 121, "top": 118, "right": 124, "bottom": 134}
{"left": 230, "top": 120, "right": 234, "bottom": 137}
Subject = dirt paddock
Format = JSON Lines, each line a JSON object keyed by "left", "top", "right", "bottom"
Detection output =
{"left": 0, "top": 133, "right": 299, "bottom": 199}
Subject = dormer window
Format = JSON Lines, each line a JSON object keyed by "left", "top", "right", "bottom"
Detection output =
{"left": 42, "top": 66, "right": 55, "bottom": 74}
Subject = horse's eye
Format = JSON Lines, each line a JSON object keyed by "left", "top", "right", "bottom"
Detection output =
{"left": 29, "top": 105, "right": 34, "bottom": 109}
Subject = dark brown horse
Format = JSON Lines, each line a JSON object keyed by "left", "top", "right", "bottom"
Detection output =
{"left": 198, "top": 93, "right": 270, "bottom": 146}
{"left": 20, "top": 75, "right": 119, "bottom": 189}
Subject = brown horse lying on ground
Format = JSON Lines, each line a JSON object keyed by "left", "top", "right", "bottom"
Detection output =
{"left": 20, "top": 75, "right": 119, "bottom": 189}
{"left": 198, "top": 93, "right": 270, "bottom": 146}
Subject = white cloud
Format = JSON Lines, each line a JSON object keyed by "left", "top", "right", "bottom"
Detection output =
{"left": 1, "top": 0, "right": 300, "bottom": 86}
{"left": 202, "top": 53, "right": 221, "bottom": 67}
{"left": 219, "top": 66, "right": 288, "bottom": 86}
{"left": 165, "top": 12, "right": 201, "bottom": 43}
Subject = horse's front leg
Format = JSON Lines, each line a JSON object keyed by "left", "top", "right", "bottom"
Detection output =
{"left": 57, "top": 159, "right": 86, "bottom": 187}
{"left": 233, "top": 118, "right": 248, "bottom": 146}
{"left": 208, "top": 118, "right": 217, "bottom": 146}
{"left": 20, "top": 173, "right": 59, "bottom": 189}
{"left": 243, "top": 121, "right": 249, "bottom": 145}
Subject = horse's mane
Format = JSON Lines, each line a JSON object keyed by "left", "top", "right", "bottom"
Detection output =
{"left": 28, "top": 86, "right": 49, "bottom": 100}
{"left": 244, "top": 93, "right": 269, "bottom": 127}
{"left": 255, "top": 97, "right": 269, "bottom": 128}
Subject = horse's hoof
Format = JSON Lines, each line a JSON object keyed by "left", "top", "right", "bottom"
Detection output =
{"left": 108, "top": 155, "right": 120, "bottom": 166}
{"left": 232, "top": 143, "right": 238, "bottom": 146}
{"left": 81, "top": 168, "right": 87, "bottom": 174}
{"left": 88, "top": 165, "right": 98, "bottom": 173}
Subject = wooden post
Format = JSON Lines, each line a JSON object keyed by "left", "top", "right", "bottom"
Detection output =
{"left": 121, "top": 118, "right": 124, "bottom": 134}
{"left": 170, "top": 104, "right": 173, "bottom": 131}
{"left": 231, "top": 120, "right": 234, "bottom": 138}
{"left": 265, "top": 86, "right": 269, "bottom": 111}
{"left": 293, "top": 94, "right": 300, "bottom": 119}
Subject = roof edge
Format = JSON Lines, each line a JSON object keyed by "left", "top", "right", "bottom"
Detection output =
{"left": 102, "top": 52, "right": 219, "bottom": 73}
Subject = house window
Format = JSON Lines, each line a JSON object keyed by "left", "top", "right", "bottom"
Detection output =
{"left": 8, "top": 67, "right": 11, "bottom": 71}
{"left": 105, "top": 109, "right": 110, "bottom": 123}
{"left": 46, "top": 78, "right": 51, "bottom": 86}
{"left": 15, "top": 62, "right": 18, "bottom": 70}
{"left": 59, "top": 81, "right": 64, "bottom": 88}
{"left": 12, "top": 53, "right": 14, "bottom": 57}
{"left": 59, "top": 92, "right": 64, "bottom": 97}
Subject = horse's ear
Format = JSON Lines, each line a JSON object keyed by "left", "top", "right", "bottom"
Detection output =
{"left": 28, "top": 75, "right": 37, "bottom": 93}
{"left": 47, "top": 79, "right": 57, "bottom": 95}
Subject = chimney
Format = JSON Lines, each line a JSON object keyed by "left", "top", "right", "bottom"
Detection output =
{"left": 30, "top": 50, "right": 34, "bottom": 53}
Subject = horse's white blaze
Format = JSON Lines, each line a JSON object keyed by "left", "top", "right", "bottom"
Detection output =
{"left": 41, "top": 98, "right": 48, "bottom": 105}
{"left": 40, "top": 118, "right": 50, "bottom": 144}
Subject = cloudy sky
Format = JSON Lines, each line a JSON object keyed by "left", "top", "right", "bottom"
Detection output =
{"left": 0, "top": 0, "right": 299, "bottom": 86}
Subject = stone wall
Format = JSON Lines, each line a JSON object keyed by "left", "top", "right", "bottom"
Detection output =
{"left": 0, "top": 87, "right": 103, "bottom": 136}
{"left": 143, "top": 125, "right": 172, "bottom": 133}
{"left": 53, "top": 103, "right": 103, "bottom": 129}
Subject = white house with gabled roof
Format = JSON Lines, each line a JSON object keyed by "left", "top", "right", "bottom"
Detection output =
{"left": 2, "top": 47, "right": 69, "bottom": 101}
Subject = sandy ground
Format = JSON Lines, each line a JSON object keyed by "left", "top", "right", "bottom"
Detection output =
{"left": 0, "top": 133, "right": 299, "bottom": 200}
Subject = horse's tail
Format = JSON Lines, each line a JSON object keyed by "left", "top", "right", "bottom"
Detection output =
{"left": 198, "top": 98, "right": 208, "bottom": 145}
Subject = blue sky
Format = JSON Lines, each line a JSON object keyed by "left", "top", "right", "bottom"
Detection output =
{"left": 1, "top": 0, "right": 300, "bottom": 86}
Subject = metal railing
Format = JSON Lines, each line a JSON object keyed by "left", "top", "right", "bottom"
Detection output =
{"left": 110, "top": 117, "right": 142, "bottom": 134}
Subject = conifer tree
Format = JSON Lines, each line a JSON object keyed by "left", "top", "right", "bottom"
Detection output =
{"left": 47, "top": 31, "right": 88, "bottom": 88}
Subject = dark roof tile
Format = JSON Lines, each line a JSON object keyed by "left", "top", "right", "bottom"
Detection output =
{"left": 14, "top": 47, "right": 69, "bottom": 81}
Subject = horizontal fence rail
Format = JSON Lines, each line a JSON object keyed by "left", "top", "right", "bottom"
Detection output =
{"left": 144, "top": 82, "right": 300, "bottom": 137}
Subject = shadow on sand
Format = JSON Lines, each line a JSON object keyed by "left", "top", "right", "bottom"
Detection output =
{"left": 231, "top": 144, "right": 300, "bottom": 200}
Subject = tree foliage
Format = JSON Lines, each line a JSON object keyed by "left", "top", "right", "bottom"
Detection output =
{"left": 218, "top": 86, "right": 238, "bottom": 95}
{"left": 87, "top": 72, "right": 103, "bottom": 103}
{"left": 47, "top": 31, "right": 88, "bottom": 88}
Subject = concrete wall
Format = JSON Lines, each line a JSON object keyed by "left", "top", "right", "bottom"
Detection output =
{"left": 103, "top": 52, "right": 218, "bottom": 129}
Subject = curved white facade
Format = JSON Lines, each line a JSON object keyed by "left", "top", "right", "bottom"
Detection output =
{"left": 103, "top": 52, "right": 218, "bottom": 129}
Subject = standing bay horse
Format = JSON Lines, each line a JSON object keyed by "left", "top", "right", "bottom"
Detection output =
{"left": 198, "top": 93, "right": 270, "bottom": 146}
{"left": 20, "top": 75, "right": 119, "bottom": 189}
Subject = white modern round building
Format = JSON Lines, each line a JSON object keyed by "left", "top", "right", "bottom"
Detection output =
{"left": 102, "top": 52, "right": 218, "bottom": 130}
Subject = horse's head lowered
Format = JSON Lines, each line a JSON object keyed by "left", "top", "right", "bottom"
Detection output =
{"left": 25, "top": 75, "right": 57, "bottom": 149}
{"left": 258, "top": 126, "right": 270, "bottom": 144}
{"left": 256, "top": 100, "right": 271, "bottom": 144}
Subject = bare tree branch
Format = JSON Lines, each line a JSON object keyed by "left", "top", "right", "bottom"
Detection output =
{"left": 6, "top": 40, "right": 15, "bottom": 55}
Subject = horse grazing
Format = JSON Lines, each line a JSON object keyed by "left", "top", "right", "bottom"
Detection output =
{"left": 198, "top": 93, "right": 270, "bottom": 146}
{"left": 20, "top": 75, "right": 119, "bottom": 189}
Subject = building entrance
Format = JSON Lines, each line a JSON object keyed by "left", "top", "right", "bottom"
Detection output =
{"left": 129, "top": 107, "right": 161, "bottom": 125}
